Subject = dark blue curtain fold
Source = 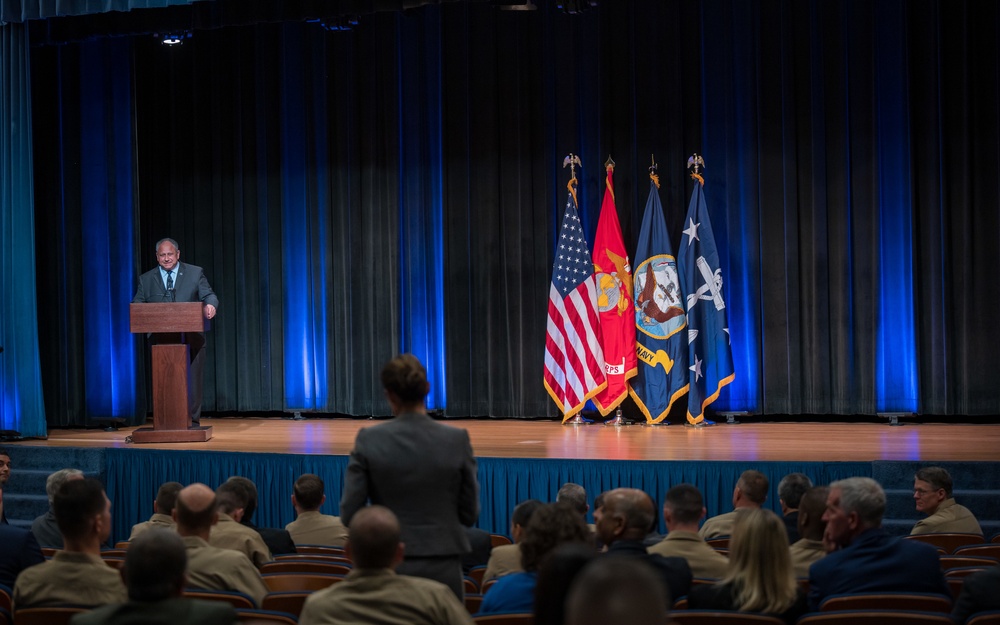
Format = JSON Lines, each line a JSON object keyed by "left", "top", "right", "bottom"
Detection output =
{"left": 1, "top": 0, "right": 206, "bottom": 24}
{"left": 31, "top": 38, "right": 141, "bottom": 425}
{"left": 0, "top": 22, "right": 46, "bottom": 438}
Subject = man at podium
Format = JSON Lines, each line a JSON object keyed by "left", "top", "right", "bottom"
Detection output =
{"left": 133, "top": 238, "right": 219, "bottom": 424}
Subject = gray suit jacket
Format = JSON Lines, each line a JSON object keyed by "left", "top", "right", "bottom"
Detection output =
{"left": 133, "top": 262, "right": 219, "bottom": 308}
{"left": 340, "top": 412, "right": 479, "bottom": 557}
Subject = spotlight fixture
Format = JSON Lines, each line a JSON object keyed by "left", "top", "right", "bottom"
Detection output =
{"left": 157, "top": 31, "right": 192, "bottom": 46}
{"left": 557, "top": 0, "right": 598, "bottom": 14}
{"left": 495, "top": 0, "right": 538, "bottom": 10}
{"left": 309, "top": 15, "right": 360, "bottom": 32}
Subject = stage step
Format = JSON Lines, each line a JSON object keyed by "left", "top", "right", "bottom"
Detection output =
{"left": 1, "top": 447, "right": 106, "bottom": 525}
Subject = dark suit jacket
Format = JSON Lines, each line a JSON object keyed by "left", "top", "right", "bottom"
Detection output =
{"left": 243, "top": 521, "right": 297, "bottom": 556}
{"left": 953, "top": 566, "right": 1000, "bottom": 623}
{"left": 462, "top": 527, "right": 492, "bottom": 573}
{"left": 783, "top": 511, "right": 800, "bottom": 543}
{"left": 808, "top": 528, "right": 949, "bottom": 611}
{"left": 0, "top": 524, "right": 45, "bottom": 588}
{"left": 70, "top": 597, "right": 236, "bottom": 625}
{"left": 605, "top": 539, "right": 693, "bottom": 606}
{"left": 690, "top": 582, "right": 809, "bottom": 625}
{"left": 133, "top": 262, "right": 219, "bottom": 308}
{"left": 340, "top": 412, "right": 479, "bottom": 557}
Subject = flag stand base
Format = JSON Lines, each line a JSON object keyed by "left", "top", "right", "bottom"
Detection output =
{"left": 684, "top": 420, "right": 716, "bottom": 428}
{"left": 717, "top": 411, "right": 748, "bottom": 425}
{"left": 604, "top": 409, "right": 637, "bottom": 426}
{"left": 563, "top": 415, "right": 591, "bottom": 425}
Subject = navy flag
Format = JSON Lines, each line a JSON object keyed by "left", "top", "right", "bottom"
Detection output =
{"left": 678, "top": 175, "right": 735, "bottom": 424}
{"left": 629, "top": 179, "right": 688, "bottom": 423}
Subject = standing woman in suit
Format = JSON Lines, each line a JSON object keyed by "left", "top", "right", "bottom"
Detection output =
{"left": 133, "top": 238, "right": 218, "bottom": 424}
{"left": 340, "top": 354, "right": 480, "bottom": 599}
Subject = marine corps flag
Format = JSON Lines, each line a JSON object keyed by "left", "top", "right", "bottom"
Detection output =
{"left": 678, "top": 159, "right": 735, "bottom": 424}
{"left": 591, "top": 158, "right": 637, "bottom": 415}
{"left": 543, "top": 158, "right": 607, "bottom": 421}
{"left": 629, "top": 175, "right": 688, "bottom": 423}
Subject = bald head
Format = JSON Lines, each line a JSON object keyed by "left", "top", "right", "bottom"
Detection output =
{"left": 174, "top": 483, "right": 218, "bottom": 536}
{"left": 346, "top": 505, "right": 403, "bottom": 569}
{"left": 597, "top": 488, "right": 655, "bottom": 545}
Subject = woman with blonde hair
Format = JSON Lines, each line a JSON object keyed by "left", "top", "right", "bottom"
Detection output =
{"left": 689, "top": 508, "right": 807, "bottom": 624}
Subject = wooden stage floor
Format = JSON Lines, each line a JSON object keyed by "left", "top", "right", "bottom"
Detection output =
{"left": 19, "top": 418, "right": 1000, "bottom": 462}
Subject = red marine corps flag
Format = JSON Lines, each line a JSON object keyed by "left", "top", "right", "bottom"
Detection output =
{"left": 543, "top": 155, "right": 607, "bottom": 422}
{"left": 591, "top": 157, "right": 637, "bottom": 416}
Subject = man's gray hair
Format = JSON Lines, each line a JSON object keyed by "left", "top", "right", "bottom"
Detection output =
{"left": 778, "top": 473, "right": 813, "bottom": 509}
{"left": 556, "top": 483, "right": 588, "bottom": 515}
{"left": 915, "top": 467, "right": 953, "bottom": 498}
{"left": 46, "top": 468, "right": 84, "bottom": 504}
{"left": 830, "top": 477, "right": 885, "bottom": 528}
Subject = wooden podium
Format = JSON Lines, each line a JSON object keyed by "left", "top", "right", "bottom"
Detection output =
{"left": 130, "top": 302, "right": 213, "bottom": 443}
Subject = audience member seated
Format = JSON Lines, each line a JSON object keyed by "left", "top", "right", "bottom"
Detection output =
{"left": 69, "top": 528, "right": 237, "bottom": 625}
{"left": 13, "top": 477, "right": 126, "bottom": 608}
{"left": 565, "top": 556, "right": 669, "bottom": 625}
{"left": 778, "top": 472, "right": 813, "bottom": 544}
{"left": 789, "top": 485, "right": 829, "bottom": 577}
{"left": 483, "top": 499, "right": 543, "bottom": 582}
{"left": 592, "top": 491, "right": 607, "bottom": 550}
{"left": 285, "top": 473, "right": 349, "bottom": 547}
{"left": 128, "top": 481, "right": 182, "bottom": 540}
{"left": 0, "top": 523, "right": 44, "bottom": 588}
{"left": 533, "top": 543, "right": 596, "bottom": 625}
{"left": 462, "top": 526, "right": 492, "bottom": 573}
{"left": 952, "top": 566, "right": 1000, "bottom": 624}
{"left": 209, "top": 481, "right": 273, "bottom": 569}
{"left": 689, "top": 508, "right": 808, "bottom": 625}
{"left": 700, "top": 469, "right": 769, "bottom": 539}
{"left": 808, "top": 476, "right": 949, "bottom": 610}
{"left": 299, "top": 505, "right": 472, "bottom": 625}
{"left": 174, "top": 483, "right": 269, "bottom": 606}
{"left": 478, "top": 502, "right": 592, "bottom": 615}
{"left": 225, "top": 476, "right": 297, "bottom": 555}
{"left": 648, "top": 483, "right": 729, "bottom": 579}
{"left": 911, "top": 466, "right": 983, "bottom": 536}
{"left": 0, "top": 447, "right": 11, "bottom": 524}
{"left": 595, "top": 488, "right": 692, "bottom": 604}
{"left": 557, "top": 483, "right": 594, "bottom": 533}
{"left": 30, "top": 468, "right": 83, "bottom": 548}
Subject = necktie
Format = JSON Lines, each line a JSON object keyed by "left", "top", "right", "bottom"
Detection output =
{"left": 165, "top": 270, "right": 174, "bottom": 299}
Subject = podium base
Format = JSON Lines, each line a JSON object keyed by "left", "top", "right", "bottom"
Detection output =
{"left": 131, "top": 425, "right": 213, "bottom": 444}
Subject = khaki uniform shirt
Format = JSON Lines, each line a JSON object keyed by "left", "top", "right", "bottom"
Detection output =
{"left": 483, "top": 543, "right": 522, "bottom": 582}
{"left": 698, "top": 510, "right": 741, "bottom": 539}
{"left": 789, "top": 538, "right": 826, "bottom": 578}
{"left": 299, "top": 568, "right": 473, "bottom": 625}
{"left": 13, "top": 550, "right": 127, "bottom": 609}
{"left": 647, "top": 530, "right": 729, "bottom": 579}
{"left": 209, "top": 513, "right": 273, "bottom": 569}
{"left": 911, "top": 498, "right": 983, "bottom": 535}
{"left": 285, "top": 511, "right": 349, "bottom": 547}
{"left": 183, "top": 535, "right": 269, "bottom": 606}
{"left": 128, "top": 513, "right": 175, "bottom": 541}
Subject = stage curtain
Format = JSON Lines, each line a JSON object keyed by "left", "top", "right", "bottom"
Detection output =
{"left": 0, "top": 22, "right": 46, "bottom": 438}
{"left": 0, "top": 0, "right": 208, "bottom": 24}
{"left": 27, "top": 0, "right": 1000, "bottom": 423}
{"left": 31, "top": 39, "right": 142, "bottom": 426}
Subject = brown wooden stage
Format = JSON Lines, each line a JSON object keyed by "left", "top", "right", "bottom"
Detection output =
{"left": 23, "top": 418, "right": 1000, "bottom": 462}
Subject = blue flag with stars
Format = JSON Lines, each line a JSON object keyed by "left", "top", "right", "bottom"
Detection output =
{"left": 678, "top": 178, "right": 735, "bottom": 424}
{"left": 629, "top": 180, "right": 688, "bottom": 423}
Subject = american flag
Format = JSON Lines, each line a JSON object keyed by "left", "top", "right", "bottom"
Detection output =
{"left": 543, "top": 190, "right": 607, "bottom": 421}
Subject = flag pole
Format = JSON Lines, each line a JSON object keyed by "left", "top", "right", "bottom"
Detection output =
{"left": 561, "top": 153, "right": 592, "bottom": 426}
{"left": 643, "top": 154, "right": 670, "bottom": 427}
{"left": 684, "top": 152, "right": 715, "bottom": 428}
{"left": 601, "top": 155, "right": 630, "bottom": 427}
